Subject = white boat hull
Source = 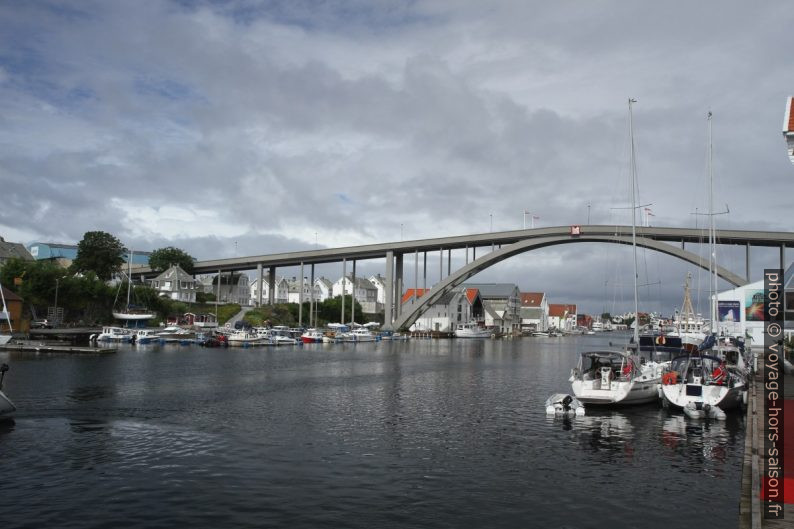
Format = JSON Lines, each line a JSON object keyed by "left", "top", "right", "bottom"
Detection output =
{"left": 571, "top": 377, "right": 660, "bottom": 405}
{"left": 661, "top": 382, "right": 744, "bottom": 411}
{"left": 0, "top": 334, "right": 12, "bottom": 345}
{"left": 454, "top": 330, "right": 492, "bottom": 338}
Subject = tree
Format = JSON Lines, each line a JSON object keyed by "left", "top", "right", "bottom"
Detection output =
{"left": 148, "top": 246, "right": 195, "bottom": 274}
{"left": 71, "top": 231, "right": 125, "bottom": 280}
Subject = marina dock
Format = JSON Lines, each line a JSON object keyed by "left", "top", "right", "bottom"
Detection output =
{"left": 739, "top": 356, "right": 792, "bottom": 529}
{"left": 0, "top": 342, "right": 116, "bottom": 354}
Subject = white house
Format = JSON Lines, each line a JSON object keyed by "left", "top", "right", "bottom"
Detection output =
{"left": 369, "top": 274, "right": 388, "bottom": 304}
{"left": 314, "top": 277, "right": 333, "bottom": 302}
{"left": 249, "top": 276, "right": 289, "bottom": 305}
{"left": 200, "top": 272, "right": 249, "bottom": 305}
{"left": 408, "top": 287, "right": 482, "bottom": 333}
{"left": 519, "top": 292, "right": 548, "bottom": 332}
{"left": 548, "top": 304, "right": 577, "bottom": 331}
{"left": 150, "top": 265, "right": 197, "bottom": 302}
{"left": 332, "top": 275, "right": 380, "bottom": 314}
{"left": 286, "top": 277, "right": 321, "bottom": 304}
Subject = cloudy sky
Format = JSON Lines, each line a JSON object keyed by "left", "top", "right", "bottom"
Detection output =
{"left": 1, "top": 0, "right": 792, "bottom": 315}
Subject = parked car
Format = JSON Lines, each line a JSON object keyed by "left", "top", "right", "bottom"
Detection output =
{"left": 31, "top": 319, "right": 52, "bottom": 329}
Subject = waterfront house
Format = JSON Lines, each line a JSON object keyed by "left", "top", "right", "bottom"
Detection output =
{"left": 314, "top": 277, "right": 333, "bottom": 302}
{"left": 407, "top": 287, "right": 483, "bottom": 333}
{"left": 332, "top": 275, "right": 381, "bottom": 314}
{"left": 369, "top": 274, "right": 388, "bottom": 305}
{"left": 249, "top": 276, "right": 289, "bottom": 305}
{"left": 0, "top": 237, "right": 33, "bottom": 269}
{"left": 286, "top": 277, "right": 321, "bottom": 304}
{"left": 201, "top": 272, "right": 249, "bottom": 305}
{"left": 150, "top": 265, "right": 197, "bottom": 303}
{"left": 463, "top": 283, "right": 521, "bottom": 334}
{"left": 0, "top": 285, "right": 24, "bottom": 332}
{"left": 548, "top": 304, "right": 577, "bottom": 331}
{"left": 519, "top": 292, "right": 548, "bottom": 332}
{"left": 785, "top": 96, "right": 794, "bottom": 165}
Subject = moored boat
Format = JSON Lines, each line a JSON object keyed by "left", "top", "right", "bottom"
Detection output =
{"left": 300, "top": 329, "right": 324, "bottom": 343}
{"left": 545, "top": 393, "right": 585, "bottom": 416}
{"left": 95, "top": 326, "right": 134, "bottom": 343}
{"left": 0, "top": 363, "right": 16, "bottom": 421}
{"left": 454, "top": 323, "right": 491, "bottom": 338}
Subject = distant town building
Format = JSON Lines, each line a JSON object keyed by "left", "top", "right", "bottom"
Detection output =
{"left": 249, "top": 276, "right": 289, "bottom": 305}
{"left": 408, "top": 287, "right": 482, "bottom": 333}
{"left": 0, "top": 236, "right": 33, "bottom": 269}
{"left": 286, "top": 277, "right": 321, "bottom": 304}
{"left": 150, "top": 265, "right": 197, "bottom": 303}
{"left": 27, "top": 242, "right": 151, "bottom": 267}
{"left": 314, "top": 277, "right": 333, "bottom": 302}
{"left": 548, "top": 303, "right": 577, "bottom": 331}
{"left": 519, "top": 292, "right": 548, "bottom": 332}
{"left": 369, "top": 274, "right": 388, "bottom": 305}
{"left": 332, "top": 275, "right": 381, "bottom": 314}
{"left": 463, "top": 283, "right": 521, "bottom": 334}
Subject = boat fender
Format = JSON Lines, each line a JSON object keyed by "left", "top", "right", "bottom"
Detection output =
{"left": 490, "top": 334, "right": 496, "bottom": 339}
{"left": 89, "top": 334, "right": 97, "bottom": 343}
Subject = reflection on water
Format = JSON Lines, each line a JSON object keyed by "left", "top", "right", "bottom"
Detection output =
{"left": 0, "top": 336, "right": 744, "bottom": 528}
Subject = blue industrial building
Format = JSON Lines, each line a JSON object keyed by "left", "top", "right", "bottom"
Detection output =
{"left": 27, "top": 242, "right": 151, "bottom": 265}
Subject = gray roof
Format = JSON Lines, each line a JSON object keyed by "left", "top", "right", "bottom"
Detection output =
{"left": 153, "top": 265, "right": 194, "bottom": 283}
{"left": 462, "top": 283, "right": 519, "bottom": 299}
{"left": 0, "top": 237, "right": 33, "bottom": 261}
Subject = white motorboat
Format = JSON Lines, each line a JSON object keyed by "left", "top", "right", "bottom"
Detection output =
{"left": 113, "top": 250, "right": 155, "bottom": 324}
{"left": 156, "top": 326, "right": 196, "bottom": 343}
{"left": 454, "top": 323, "right": 491, "bottom": 338}
{"left": 569, "top": 100, "right": 662, "bottom": 406}
{"left": 95, "top": 326, "right": 134, "bottom": 343}
{"left": 545, "top": 393, "right": 585, "bottom": 416}
{"left": 340, "top": 328, "right": 377, "bottom": 342}
{"left": 227, "top": 331, "right": 268, "bottom": 346}
{"left": 531, "top": 331, "right": 549, "bottom": 337}
{"left": 134, "top": 329, "right": 160, "bottom": 344}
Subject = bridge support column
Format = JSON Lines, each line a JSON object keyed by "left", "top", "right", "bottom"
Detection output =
{"left": 781, "top": 245, "right": 786, "bottom": 273}
{"left": 268, "top": 266, "right": 275, "bottom": 305}
{"left": 257, "top": 264, "right": 263, "bottom": 306}
{"left": 351, "top": 260, "right": 356, "bottom": 324}
{"left": 746, "top": 243, "right": 751, "bottom": 283}
{"left": 414, "top": 249, "right": 418, "bottom": 301}
{"left": 298, "top": 262, "right": 304, "bottom": 327}
{"left": 341, "top": 258, "right": 347, "bottom": 324}
{"left": 310, "top": 264, "right": 315, "bottom": 328}
{"left": 439, "top": 247, "right": 443, "bottom": 282}
{"left": 385, "top": 251, "right": 394, "bottom": 326}
{"left": 396, "top": 253, "right": 403, "bottom": 318}
{"left": 448, "top": 249, "right": 451, "bottom": 275}
{"left": 423, "top": 251, "right": 427, "bottom": 292}
{"left": 217, "top": 269, "right": 221, "bottom": 307}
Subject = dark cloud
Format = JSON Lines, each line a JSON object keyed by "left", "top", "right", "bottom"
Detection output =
{"left": 1, "top": 0, "right": 791, "bottom": 316}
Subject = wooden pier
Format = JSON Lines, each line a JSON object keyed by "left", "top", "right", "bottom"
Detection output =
{"left": 0, "top": 341, "right": 116, "bottom": 355}
{"left": 739, "top": 353, "right": 792, "bottom": 528}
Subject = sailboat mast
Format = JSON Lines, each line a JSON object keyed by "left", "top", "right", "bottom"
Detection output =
{"left": 629, "top": 98, "right": 640, "bottom": 345}
{"left": 708, "top": 112, "right": 717, "bottom": 331}
{"left": 126, "top": 249, "right": 133, "bottom": 309}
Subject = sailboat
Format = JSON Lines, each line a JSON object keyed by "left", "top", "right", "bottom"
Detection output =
{"left": 112, "top": 250, "right": 154, "bottom": 326}
{"left": 667, "top": 273, "right": 707, "bottom": 352}
{"left": 661, "top": 112, "right": 746, "bottom": 415}
{"left": 569, "top": 99, "right": 663, "bottom": 406}
{"left": 0, "top": 278, "right": 13, "bottom": 345}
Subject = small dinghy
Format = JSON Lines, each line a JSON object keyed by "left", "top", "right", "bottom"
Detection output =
{"left": 545, "top": 393, "right": 585, "bottom": 416}
{"left": 0, "top": 364, "right": 16, "bottom": 421}
{"left": 683, "top": 401, "right": 726, "bottom": 421}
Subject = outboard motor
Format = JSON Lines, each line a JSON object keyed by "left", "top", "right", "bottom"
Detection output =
{"left": 561, "top": 395, "right": 573, "bottom": 412}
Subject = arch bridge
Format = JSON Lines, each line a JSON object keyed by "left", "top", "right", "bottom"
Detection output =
{"left": 133, "top": 225, "right": 793, "bottom": 330}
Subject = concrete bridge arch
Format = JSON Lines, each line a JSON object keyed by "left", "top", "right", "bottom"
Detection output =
{"left": 388, "top": 234, "right": 748, "bottom": 331}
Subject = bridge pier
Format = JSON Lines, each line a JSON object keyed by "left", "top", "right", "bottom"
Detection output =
{"left": 351, "top": 260, "right": 356, "bottom": 324}
{"left": 298, "top": 262, "right": 304, "bottom": 327}
{"left": 747, "top": 243, "right": 751, "bottom": 283}
{"left": 341, "top": 258, "right": 346, "bottom": 324}
{"left": 396, "top": 253, "right": 404, "bottom": 318}
{"left": 257, "top": 264, "right": 263, "bottom": 306}
{"left": 268, "top": 266, "right": 275, "bottom": 305}
{"left": 384, "top": 250, "right": 394, "bottom": 326}
{"left": 310, "top": 263, "right": 315, "bottom": 328}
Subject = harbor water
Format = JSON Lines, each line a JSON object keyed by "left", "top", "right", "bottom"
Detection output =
{"left": 0, "top": 334, "right": 744, "bottom": 528}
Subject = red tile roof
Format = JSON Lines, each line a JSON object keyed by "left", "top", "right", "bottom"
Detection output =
{"left": 401, "top": 288, "right": 429, "bottom": 304}
{"left": 548, "top": 303, "right": 576, "bottom": 317}
{"left": 520, "top": 292, "right": 544, "bottom": 307}
{"left": 465, "top": 288, "right": 479, "bottom": 305}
